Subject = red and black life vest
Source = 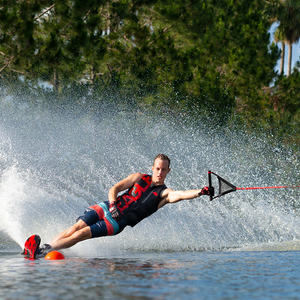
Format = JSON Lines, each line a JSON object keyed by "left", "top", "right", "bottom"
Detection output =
{"left": 116, "top": 174, "right": 167, "bottom": 227}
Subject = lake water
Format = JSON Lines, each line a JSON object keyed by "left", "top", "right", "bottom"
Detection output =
{"left": 1, "top": 93, "right": 300, "bottom": 299}
{"left": 2, "top": 247, "right": 300, "bottom": 300}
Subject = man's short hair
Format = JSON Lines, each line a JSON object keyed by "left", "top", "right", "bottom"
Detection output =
{"left": 153, "top": 154, "right": 170, "bottom": 168}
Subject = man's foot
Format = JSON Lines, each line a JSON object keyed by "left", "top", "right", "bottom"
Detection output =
{"left": 35, "top": 244, "right": 53, "bottom": 258}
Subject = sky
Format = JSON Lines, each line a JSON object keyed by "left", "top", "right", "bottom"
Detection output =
{"left": 269, "top": 22, "right": 300, "bottom": 75}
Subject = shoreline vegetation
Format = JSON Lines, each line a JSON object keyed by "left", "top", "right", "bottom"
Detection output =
{"left": 1, "top": 1, "right": 300, "bottom": 147}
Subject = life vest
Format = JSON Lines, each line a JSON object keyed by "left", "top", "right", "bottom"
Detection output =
{"left": 116, "top": 174, "right": 167, "bottom": 227}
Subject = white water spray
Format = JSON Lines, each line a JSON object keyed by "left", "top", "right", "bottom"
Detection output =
{"left": 1, "top": 92, "right": 300, "bottom": 255}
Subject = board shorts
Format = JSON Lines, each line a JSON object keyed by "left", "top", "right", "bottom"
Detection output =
{"left": 77, "top": 201, "right": 127, "bottom": 238}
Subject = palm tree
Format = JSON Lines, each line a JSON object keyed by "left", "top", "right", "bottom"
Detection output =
{"left": 267, "top": 0, "right": 300, "bottom": 76}
{"left": 274, "top": 26, "right": 286, "bottom": 75}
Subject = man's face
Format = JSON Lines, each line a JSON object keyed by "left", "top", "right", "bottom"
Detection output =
{"left": 151, "top": 158, "right": 170, "bottom": 185}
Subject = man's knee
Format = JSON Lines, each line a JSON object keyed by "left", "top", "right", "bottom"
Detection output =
{"left": 65, "top": 220, "right": 87, "bottom": 236}
{"left": 71, "top": 220, "right": 87, "bottom": 232}
{"left": 73, "top": 227, "right": 92, "bottom": 241}
{"left": 75, "top": 219, "right": 88, "bottom": 230}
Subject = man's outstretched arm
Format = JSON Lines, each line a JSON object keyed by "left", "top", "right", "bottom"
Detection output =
{"left": 158, "top": 187, "right": 209, "bottom": 209}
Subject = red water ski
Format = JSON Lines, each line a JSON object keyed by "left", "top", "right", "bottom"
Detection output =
{"left": 22, "top": 234, "right": 41, "bottom": 259}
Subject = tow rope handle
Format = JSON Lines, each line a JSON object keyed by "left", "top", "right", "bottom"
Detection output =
{"left": 207, "top": 170, "right": 300, "bottom": 201}
{"left": 208, "top": 170, "right": 215, "bottom": 201}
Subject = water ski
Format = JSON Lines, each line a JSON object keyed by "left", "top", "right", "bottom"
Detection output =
{"left": 22, "top": 235, "right": 65, "bottom": 260}
{"left": 22, "top": 234, "right": 41, "bottom": 259}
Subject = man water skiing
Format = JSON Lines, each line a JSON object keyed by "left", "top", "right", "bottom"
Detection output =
{"left": 29, "top": 154, "right": 210, "bottom": 258}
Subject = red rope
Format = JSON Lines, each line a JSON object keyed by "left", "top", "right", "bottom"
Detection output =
{"left": 236, "top": 185, "right": 300, "bottom": 190}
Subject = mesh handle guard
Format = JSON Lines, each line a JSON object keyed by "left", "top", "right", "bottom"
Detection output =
{"left": 208, "top": 170, "right": 236, "bottom": 200}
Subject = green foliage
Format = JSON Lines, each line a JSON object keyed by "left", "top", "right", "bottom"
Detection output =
{"left": 0, "top": 0, "right": 300, "bottom": 145}
{"left": 272, "top": 67, "right": 300, "bottom": 145}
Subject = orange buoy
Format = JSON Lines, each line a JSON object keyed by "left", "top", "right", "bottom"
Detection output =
{"left": 44, "top": 251, "right": 65, "bottom": 260}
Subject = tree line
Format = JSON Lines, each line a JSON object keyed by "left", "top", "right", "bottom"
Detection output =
{"left": 1, "top": 0, "right": 300, "bottom": 145}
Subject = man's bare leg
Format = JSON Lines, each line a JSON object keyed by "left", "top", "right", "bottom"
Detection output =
{"left": 50, "top": 220, "right": 88, "bottom": 245}
{"left": 50, "top": 220, "right": 92, "bottom": 251}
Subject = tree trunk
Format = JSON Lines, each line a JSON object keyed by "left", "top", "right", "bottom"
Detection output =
{"left": 280, "top": 42, "right": 285, "bottom": 75}
{"left": 287, "top": 42, "right": 292, "bottom": 77}
{"left": 53, "top": 69, "right": 59, "bottom": 91}
{"left": 91, "top": 65, "right": 95, "bottom": 85}
{"left": 90, "top": 65, "right": 95, "bottom": 95}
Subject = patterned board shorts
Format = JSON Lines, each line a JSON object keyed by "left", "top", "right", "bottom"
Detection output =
{"left": 77, "top": 201, "right": 127, "bottom": 238}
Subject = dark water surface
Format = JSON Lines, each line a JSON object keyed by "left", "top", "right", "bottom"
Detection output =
{"left": 1, "top": 249, "right": 300, "bottom": 300}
